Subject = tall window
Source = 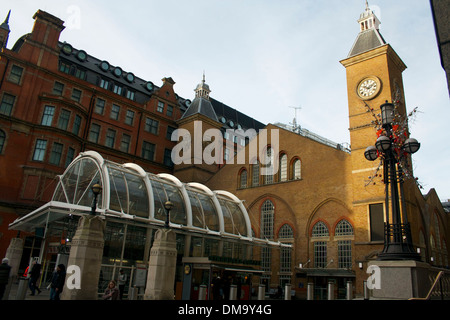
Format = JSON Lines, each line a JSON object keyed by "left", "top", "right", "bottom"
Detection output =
{"left": 0, "top": 93, "right": 15, "bottom": 116}
{"left": 142, "top": 141, "right": 155, "bottom": 161}
{"left": 157, "top": 101, "right": 164, "bottom": 113}
{"left": 49, "top": 143, "right": 63, "bottom": 166}
{"left": 125, "top": 110, "right": 135, "bottom": 125}
{"left": 94, "top": 98, "right": 105, "bottom": 114}
{"left": 279, "top": 224, "right": 294, "bottom": 275}
{"left": 312, "top": 221, "right": 329, "bottom": 268}
{"left": 105, "top": 129, "right": 116, "bottom": 148}
{"left": 239, "top": 169, "right": 247, "bottom": 189}
{"left": 120, "top": 134, "right": 131, "bottom": 153}
{"left": 53, "top": 81, "right": 64, "bottom": 95}
{"left": 279, "top": 154, "right": 287, "bottom": 182}
{"left": 72, "top": 115, "right": 82, "bottom": 135}
{"left": 71, "top": 88, "right": 82, "bottom": 102}
{"left": 369, "top": 203, "right": 384, "bottom": 241}
{"left": 41, "top": 106, "right": 55, "bottom": 126}
{"left": 335, "top": 220, "right": 353, "bottom": 269}
{"left": 57, "top": 109, "right": 71, "bottom": 130}
{"left": 292, "top": 159, "right": 301, "bottom": 180}
{"left": 145, "top": 118, "right": 159, "bottom": 135}
{"left": 88, "top": 124, "right": 101, "bottom": 143}
{"left": 261, "top": 200, "right": 274, "bottom": 240}
{"left": 33, "top": 139, "right": 47, "bottom": 161}
{"left": 9, "top": 65, "right": 23, "bottom": 84}
{"left": 0, "top": 130, "right": 5, "bottom": 153}
{"left": 65, "top": 147, "right": 75, "bottom": 168}
{"left": 263, "top": 147, "right": 273, "bottom": 185}
{"left": 110, "top": 104, "right": 120, "bottom": 120}
{"left": 252, "top": 161, "right": 260, "bottom": 187}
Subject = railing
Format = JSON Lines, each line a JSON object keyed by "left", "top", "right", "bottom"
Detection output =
{"left": 409, "top": 270, "right": 450, "bottom": 300}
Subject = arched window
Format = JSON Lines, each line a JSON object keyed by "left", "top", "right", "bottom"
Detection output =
{"left": 312, "top": 221, "right": 328, "bottom": 268}
{"left": 239, "top": 169, "right": 247, "bottom": 189}
{"left": 335, "top": 220, "right": 353, "bottom": 269}
{"left": 292, "top": 159, "right": 301, "bottom": 180}
{"left": 0, "top": 130, "right": 5, "bottom": 153}
{"left": 279, "top": 224, "right": 294, "bottom": 239}
{"left": 261, "top": 200, "right": 274, "bottom": 240}
{"left": 279, "top": 154, "right": 287, "bottom": 182}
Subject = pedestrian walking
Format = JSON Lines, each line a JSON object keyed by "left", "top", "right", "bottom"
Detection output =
{"left": 50, "top": 264, "right": 66, "bottom": 300}
{"left": 0, "top": 258, "right": 12, "bottom": 300}
{"left": 28, "top": 260, "right": 42, "bottom": 296}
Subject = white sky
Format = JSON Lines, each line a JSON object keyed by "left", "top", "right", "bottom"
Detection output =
{"left": 3, "top": 0, "right": 450, "bottom": 200}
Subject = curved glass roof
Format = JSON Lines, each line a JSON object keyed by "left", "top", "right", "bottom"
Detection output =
{"left": 51, "top": 151, "right": 252, "bottom": 239}
{"left": 10, "top": 151, "right": 290, "bottom": 248}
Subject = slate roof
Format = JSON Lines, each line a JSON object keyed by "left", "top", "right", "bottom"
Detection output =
{"left": 348, "top": 28, "right": 387, "bottom": 58}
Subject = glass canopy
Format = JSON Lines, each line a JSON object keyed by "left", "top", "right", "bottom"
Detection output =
{"left": 10, "top": 151, "right": 287, "bottom": 247}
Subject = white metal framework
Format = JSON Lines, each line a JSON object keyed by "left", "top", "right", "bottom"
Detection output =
{"left": 10, "top": 151, "right": 287, "bottom": 248}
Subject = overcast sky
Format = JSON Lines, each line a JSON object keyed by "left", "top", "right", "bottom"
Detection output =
{"left": 3, "top": 0, "right": 450, "bottom": 200}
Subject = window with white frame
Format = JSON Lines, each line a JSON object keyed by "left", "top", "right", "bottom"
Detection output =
{"left": 279, "top": 154, "right": 287, "bottom": 182}
{"left": 293, "top": 159, "right": 301, "bottom": 180}
{"left": 312, "top": 221, "right": 329, "bottom": 268}
{"left": 335, "top": 220, "right": 353, "bottom": 269}
{"left": 261, "top": 200, "right": 274, "bottom": 240}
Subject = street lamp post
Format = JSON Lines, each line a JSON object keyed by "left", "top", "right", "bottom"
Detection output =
{"left": 90, "top": 183, "right": 102, "bottom": 216}
{"left": 364, "top": 101, "right": 421, "bottom": 261}
{"left": 164, "top": 200, "right": 174, "bottom": 229}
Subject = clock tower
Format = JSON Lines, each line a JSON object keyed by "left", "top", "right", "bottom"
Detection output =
{"left": 340, "top": 3, "right": 409, "bottom": 230}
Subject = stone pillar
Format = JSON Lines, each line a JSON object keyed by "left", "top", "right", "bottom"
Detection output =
{"left": 60, "top": 215, "right": 105, "bottom": 300}
{"left": 144, "top": 228, "right": 177, "bottom": 300}
{"left": 4, "top": 238, "right": 24, "bottom": 300}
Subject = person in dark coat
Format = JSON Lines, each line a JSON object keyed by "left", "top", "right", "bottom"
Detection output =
{"left": 50, "top": 264, "right": 66, "bottom": 300}
{"left": 28, "top": 260, "right": 42, "bottom": 296}
{"left": 0, "top": 258, "right": 12, "bottom": 300}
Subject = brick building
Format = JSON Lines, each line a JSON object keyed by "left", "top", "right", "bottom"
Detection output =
{"left": 1, "top": 4, "right": 449, "bottom": 300}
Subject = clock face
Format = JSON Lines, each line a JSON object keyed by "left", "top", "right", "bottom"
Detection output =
{"left": 357, "top": 77, "right": 381, "bottom": 100}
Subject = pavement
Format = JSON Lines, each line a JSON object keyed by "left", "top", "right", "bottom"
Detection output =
{"left": 5, "top": 279, "right": 51, "bottom": 301}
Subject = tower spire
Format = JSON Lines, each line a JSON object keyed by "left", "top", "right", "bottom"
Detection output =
{"left": 195, "top": 72, "right": 211, "bottom": 100}
{"left": 0, "top": 10, "right": 11, "bottom": 48}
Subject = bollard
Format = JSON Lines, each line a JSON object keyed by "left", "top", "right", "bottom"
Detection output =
{"left": 258, "top": 284, "right": 265, "bottom": 300}
{"left": 346, "top": 281, "right": 353, "bottom": 300}
{"left": 363, "top": 280, "right": 369, "bottom": 300}
{"left": 16, "top": 277, "right": 29, "bottom": 300}
{"left": 307, "top": 282, "right": 314, "bottom": 300}
{"left": 284, "top": 283, "right": 292, "bottom": 300}
{"left": 129, "top": 286, "right": 138, "bottom": 300}
{"left": 229, "top": 284, "right": 237, "bottom": 300}
{"left": 198, "top": 285, "right": 207, "bottom": 300}
{"left": 327, "top": 281, "right": 335, "bottom": 300}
